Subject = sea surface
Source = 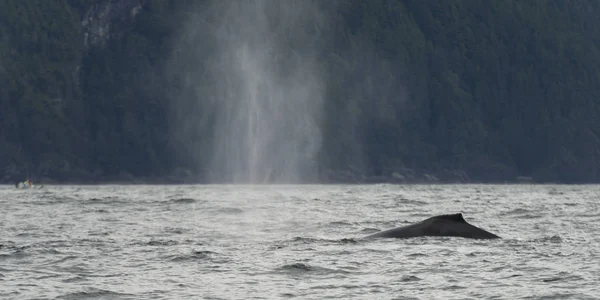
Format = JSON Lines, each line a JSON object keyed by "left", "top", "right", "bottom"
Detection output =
{"left": 1, "top": 184, "right": 599, "bottom": 299}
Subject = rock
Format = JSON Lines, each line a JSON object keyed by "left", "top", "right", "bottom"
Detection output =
{"left": 516, "top": 176, "right": 533, "bottom": 183}
{"left": 423, "top": 173, "right": 439, "bottom": 182}
{"left": 437, "top": 169, "right": 470, "bottom": 183}
{"left": 391, "top": 172, "right": 405, "bottom": 181}
{"left": 364, "top": 176, "right": 390, "bottom": 183}
{"left": 81, "top": 0, "right": 146, "bottom": 48}
{"left": 322, "top": 170, "right": 361, "bottom": 183}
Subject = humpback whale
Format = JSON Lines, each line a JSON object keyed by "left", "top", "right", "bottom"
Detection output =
{"left": 363, "top": 213, "right": 500, "bottom": 239}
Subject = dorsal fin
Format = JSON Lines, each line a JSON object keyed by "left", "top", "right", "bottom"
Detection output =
{"left": 431, "top": 213, "right": 466, "bottom": 223}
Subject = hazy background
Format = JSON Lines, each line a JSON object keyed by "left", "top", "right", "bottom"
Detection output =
{"left": 170, "top": 0, "right": 327, "bottom": 183}
{"left": 2, "top": 0, "right": 600, "bottom": 184}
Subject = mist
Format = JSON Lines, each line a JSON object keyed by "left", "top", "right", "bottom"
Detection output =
{"left": 169, "top": 0, "right": 327, "bottom": 183}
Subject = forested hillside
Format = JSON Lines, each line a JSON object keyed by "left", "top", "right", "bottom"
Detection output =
{"left": 2, "top": 0, "right": 600, "bottom": 183}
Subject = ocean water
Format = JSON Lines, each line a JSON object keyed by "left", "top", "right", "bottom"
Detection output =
{"left": 1, "top": 184, "right": 599, "bottom": 299}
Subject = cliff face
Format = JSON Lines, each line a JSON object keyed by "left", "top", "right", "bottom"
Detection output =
{"left": 4, "top": 0, "right": 600, "bottom": 183}
{"left": 0, "top": 0, "right": 150, "bottom": 182}
{"left": 81, "top": 0, "right": 146, "bottom": 48}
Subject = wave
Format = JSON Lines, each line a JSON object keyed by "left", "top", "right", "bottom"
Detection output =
{"left": 169, "top": 197, "right": 202, "bottom": 204}
{"left": 165, "top": 250, "right": 230, "bottom": 264}
{"left": 56, "top": 288, "right": 135, "bottom": 300}
{"left": 542, "top": 272, "right": 584, "bottom": 283}
{"left": 399, "top": 275, "right": 422, "bottom": 282}
{"left": 0, "top": 244, "right": 32, "bottom": 260}
{"left": 500, "top": 208, "right": 534, "bottom": 215}
{"left": 394, "top": 197, "right": 428, "bottom": 205}
{"left": 274, "top": 263, "right": 351, "bottom": 275}
{"left": 144, "top": 239, "right": 179, "bottom": 246}
{"left": 30, "top": 195, "right": 77, "bottom": 205}
{"left": 531, "top": 235, "right": 564, "bottom": 243}
{"left": 270, "top": 236, "right": 357, "bottom": 250}
{"left": 162, "top": 227, "right": 190, "bottom": 234}
{"left": 84, "top": 197, "right": 128, "bottom": 205}
{"left": 499, "top": 208, "right": 543, "bottom": 219}
{"left": 214, "top": 207, "right": 244, "bottom": 214}
{"left": 328, "top": 220, "right": 353, "bottom": 226}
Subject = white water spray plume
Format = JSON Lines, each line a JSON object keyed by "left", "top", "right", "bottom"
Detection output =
{"left": 171, "top": 0, "right": 326, "bottom": 183}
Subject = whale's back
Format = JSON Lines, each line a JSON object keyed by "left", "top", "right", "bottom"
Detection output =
{"left": 363, "top": 213, "right": 500, "bottom": 239}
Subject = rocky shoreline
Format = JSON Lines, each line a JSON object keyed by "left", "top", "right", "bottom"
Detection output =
{"left": 2, "top": 167, "right": 538, "bottom": 185}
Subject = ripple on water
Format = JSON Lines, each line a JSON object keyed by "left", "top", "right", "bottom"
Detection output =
{"left": 44, "top": 255, "right": 79, "bottom": 265}
{"left": 2, "top": 184, "right": 600, "bottom": 299}
{"left": 500, "top": 208, "right": 534, "bottom": 215}
{"left": 162, "top": 227, "right": 190, "bottom": 234}
{"left": 327, "top": 220, "right": 352, "bottom": 226}
{"left": 500, "top": 208, "right": 544, "bottom": 219}
{"left": 270, "top": 237, "right": 357, "bottom": 250}
{"left": 214, "top": 207, "right": 244, "bottom": 214}
{"left": 141, "top": 239, "right": 179, "bottom": 246}
{"left": 393, "top": 196, "right": 428, "bottom": 206}
{"left": 166, "top": 250, "right": 225, "bottom": 262}
{"left": 31, "top": 195, "right": 76, "bottom": 205}
{"left": 274, "top": 263, "right": 351, "bottom": 276}
{"left": 0, "top": 245, "right": 32, "bottom": 260}
{"left": 85, "top": 196, "right": 128, "bottom": 205}
{"left": 399, "top": 275, "right": 422, "bottom": 282}
{"left": 169, "top": 197, "right": 205, "bottom": 204}
{"left": 531, "top": 235, "right": 564, "bottom": 244}
{"left": 56, "top": 289, "right": 135, "bottom": 300}
{"left": 541, "top": 272, "right": 584, "bottom": 283}
{"left": 61, "top": 275, "right": 88, "bottom": 283}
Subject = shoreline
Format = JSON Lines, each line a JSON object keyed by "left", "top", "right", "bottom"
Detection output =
{"left": 2, "top": 178, "right": 576, "bottom": 186}
{"left": 1, "top": 169, "right": 578, "bottom": 186}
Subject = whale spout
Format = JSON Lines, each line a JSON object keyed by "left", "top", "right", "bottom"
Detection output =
{"left": 363, "top": 213, "right": 500, "bottom": 240}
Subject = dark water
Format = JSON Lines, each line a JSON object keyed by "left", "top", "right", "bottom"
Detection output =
{"left": 1, "top": 184, "right": 599, "bottom": 299}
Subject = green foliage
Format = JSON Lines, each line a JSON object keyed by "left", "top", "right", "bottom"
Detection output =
{"left": 2, "top": 0, "right": 600, "bottom": 182}
{"left": 0, "top": 0, "right": 81, "bottom": 178}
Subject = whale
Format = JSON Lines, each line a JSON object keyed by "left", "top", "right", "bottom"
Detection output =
{"left": 362, "top": 213, "right": 500, "bottom": 239}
